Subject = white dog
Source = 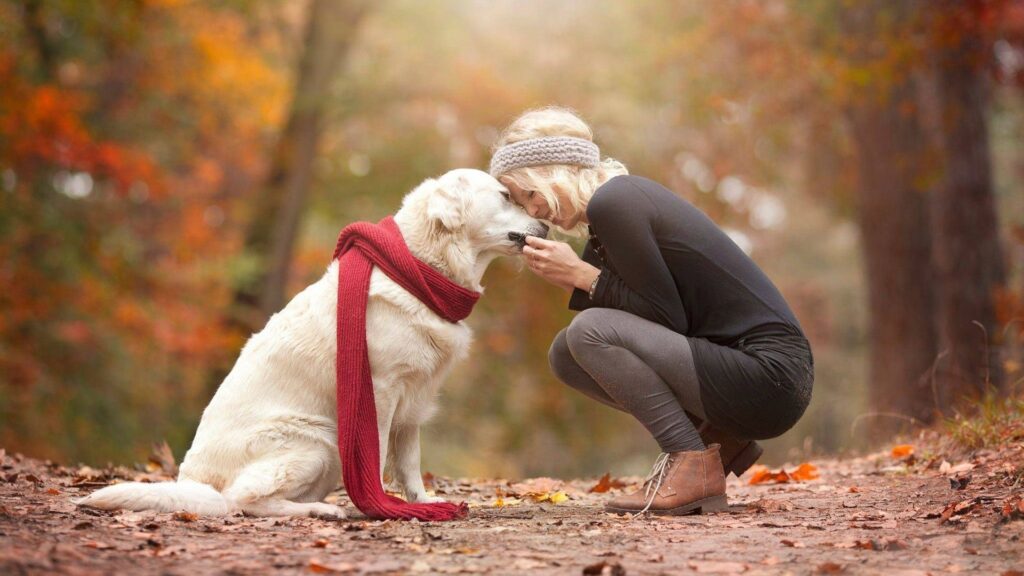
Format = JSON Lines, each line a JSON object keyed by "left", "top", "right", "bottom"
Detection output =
{"left": 78, "top": 169, "right": 545, "bottom": 518}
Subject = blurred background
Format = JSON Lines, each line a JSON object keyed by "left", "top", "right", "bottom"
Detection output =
{"left": 1, "top": 0, "right": 1021, "bottom": 478}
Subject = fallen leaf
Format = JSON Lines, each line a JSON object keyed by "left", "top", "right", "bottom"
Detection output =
{"left": 817, "top": 562, "right": 845, "bottom": 573}
{"left": 422, "top": 472, "right": 435, "bottom": 490}
{"left": 790, "top": 462, "right": 820, "bottom": 481}
{"left": 491, "top": 487, "right": 520, "bottom": 508}
{"left": 939, "top": 498, "right": 983, "bottom": 523}
{"left": 172, "top": 511, "right": 198, "bottom": 522}
{"left": 147, "top": 441, "right": 178, "bottom": 476}
{"left": 853, "top": 538, "right": 908, "bottom": 551}
{"left": 1000, "top": 495, "right": 1024, "bottom": 522}
{"left": 589, "top": 473, "right": 627, "bottom": 493}
{"left": 749, "top": 466, "right": 791, "bottom": 485}
{"left": 949, "top": 473, "right": 971, "bottom": 490}
{"left": 780, "top": 539, "right": 806, "bottom": 548}
{"left": 891, "top": 444, "right": 914, "bottom": 459}
{"left": 525, "top": 491, "right": 569, "bottom": 504}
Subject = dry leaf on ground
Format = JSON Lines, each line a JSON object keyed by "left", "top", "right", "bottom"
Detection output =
{"left": 524, "top": 491, "right": 568, "bottom": 504}
{"left": 891, "top": 444, "right": 914, "bottom": 459}
{"left": 588, "top": 473, "right": 627, "bottom": 493}
{"left": 749, "top": 462, "right": 819, "bottom": 485}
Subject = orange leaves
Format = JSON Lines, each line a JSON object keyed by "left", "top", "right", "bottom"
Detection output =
{"left": 588, "top": 473, "right": 627, "bottom": 494}
{"left": 891, "top": 444, "right": 915, "bottom": 459}
{"left": 790, "top": 463, "right": 820, "bottom": 481}
{"left": 748, "top": 462, "right": 819, "bottom": 485}
{"left": 749, "top": 467, "right": 790, "bottom": 485}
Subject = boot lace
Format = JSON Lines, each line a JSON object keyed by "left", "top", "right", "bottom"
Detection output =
{"left": 636, "top": 452, "right": 673, "bottom": 516}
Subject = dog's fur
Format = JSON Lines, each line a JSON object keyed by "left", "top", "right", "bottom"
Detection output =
{"left": 78, "top": 169, "right": 545, "bottom": 518}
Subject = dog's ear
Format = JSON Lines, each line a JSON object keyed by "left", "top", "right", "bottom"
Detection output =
{"left": 426, "top": 180, "right": 466, "bottom": 230}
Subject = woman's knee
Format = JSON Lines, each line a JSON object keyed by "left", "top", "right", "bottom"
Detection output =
{"left": 547, "top": 328, "right": 577, "bottom": 385}
{"left": 564, "top": 308, "right": 619, "bottom": 356}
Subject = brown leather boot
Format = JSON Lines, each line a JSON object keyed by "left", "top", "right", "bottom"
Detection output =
{"left": 684, "top": 411, "right": 762, "bottom": 478}
{"left": 605, "top": 444, "right": 728, "bottom": 515}
{"left": 698, "top": 422, "right": 763, "bottom": 478}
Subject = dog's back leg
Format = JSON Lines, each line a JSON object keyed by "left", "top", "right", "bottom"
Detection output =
{"left": 222, "top": 448, "right": 343, "bottom": 519}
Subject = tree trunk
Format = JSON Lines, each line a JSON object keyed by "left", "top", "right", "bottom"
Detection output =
{"left": 928, "top": 2, "right": 1007, "bottom": 405}
{"left": 234, "top": 0, "right": 369, "bottom": 330}
{"left": 843, "top": 1, "right": 941, "bottom": 435}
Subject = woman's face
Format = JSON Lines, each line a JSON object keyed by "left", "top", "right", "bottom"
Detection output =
{"left": 500, "top": 176, "right": 585, "bottom": 230}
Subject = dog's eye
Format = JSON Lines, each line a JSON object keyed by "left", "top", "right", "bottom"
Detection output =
{"left": 500, "top": 191, "right": 511, "bottom": 201}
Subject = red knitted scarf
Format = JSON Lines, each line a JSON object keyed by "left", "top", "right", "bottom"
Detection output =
{"left": 332, "top": 216, "right": 478, "bottom": 521}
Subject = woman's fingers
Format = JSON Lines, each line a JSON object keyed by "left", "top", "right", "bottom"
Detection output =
{"left": 523, "top": 245, "right": 549, "bottom": 261}
{"left": 524, "top": 236, "right": 556, "bottom": 249}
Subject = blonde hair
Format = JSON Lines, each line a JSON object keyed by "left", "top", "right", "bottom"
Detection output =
{"left": 492, "top": 107, "right": 628, "bottom": 236}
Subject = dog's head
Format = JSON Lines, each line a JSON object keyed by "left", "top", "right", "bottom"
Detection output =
{"left": 405, "top": 168, "right": 548, "bottom": 257}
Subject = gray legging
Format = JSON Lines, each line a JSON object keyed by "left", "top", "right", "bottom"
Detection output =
{"left": 549, "top": 308, "right": 706, "bottom": 453}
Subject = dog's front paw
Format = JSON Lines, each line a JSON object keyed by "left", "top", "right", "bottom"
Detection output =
{"left": 408, "top": 492, "right": 447, "bottom": 504}
{"left": 308, "top": 503, "right": 347, "bottom": 521}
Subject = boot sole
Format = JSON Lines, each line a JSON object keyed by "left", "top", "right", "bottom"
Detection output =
{"left": 605, "top": 494, "right": 728, "bottom": 516}
{"left": 725, "top": 441, "right": 763, "bottom": 478}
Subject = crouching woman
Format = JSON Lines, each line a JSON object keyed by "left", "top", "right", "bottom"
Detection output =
{"left": 489, "top": 107, "right": 814, "bottom": 514}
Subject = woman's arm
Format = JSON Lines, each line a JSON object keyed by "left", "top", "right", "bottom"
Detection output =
{"left": 523, "top": 178, "right": 689, "bottom": 333}
{"left": 583, "top": 181, "right": 689, "bottom": 333}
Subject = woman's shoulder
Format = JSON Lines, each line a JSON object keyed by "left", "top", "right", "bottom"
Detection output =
{"left": 589, "top": 175, "right": 678, "bottom": 218}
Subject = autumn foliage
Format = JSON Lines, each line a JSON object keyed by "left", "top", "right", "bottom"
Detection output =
{"left": 0, "top": 0, "right": 285, "bottom": 461}
{"left": 1, "top": 0, "right": 1022, "bottom": 477}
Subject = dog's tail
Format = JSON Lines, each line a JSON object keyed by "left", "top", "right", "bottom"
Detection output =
{"left": 75, "top": 480, "right": 231, "bottom": 516}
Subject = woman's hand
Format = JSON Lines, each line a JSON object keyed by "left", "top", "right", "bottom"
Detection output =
{"left": 523, "top": 236, "right": 601, "bottom": 292}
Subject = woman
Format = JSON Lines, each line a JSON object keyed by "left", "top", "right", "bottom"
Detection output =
{"left": 489, "top": 107, "right": 813, "bottom": 515}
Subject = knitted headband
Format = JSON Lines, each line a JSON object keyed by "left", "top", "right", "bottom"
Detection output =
{"left": 489, "top": 136, "right": 600, "bottom": 177}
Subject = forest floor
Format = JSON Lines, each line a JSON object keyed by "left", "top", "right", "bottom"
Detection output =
{"left": 1, "top": 435, "right": 1022, "bottom": 576}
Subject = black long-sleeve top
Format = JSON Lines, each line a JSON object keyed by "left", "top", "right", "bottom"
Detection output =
{"left": 568, "top": 175, "right": 813, "bottom": 438}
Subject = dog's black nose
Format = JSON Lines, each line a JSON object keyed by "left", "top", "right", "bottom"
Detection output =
{"left": 536, "top": 223, "right": 550, "bottom": 238}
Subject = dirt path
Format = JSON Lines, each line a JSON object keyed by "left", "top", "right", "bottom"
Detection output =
{"left": 1, "top": 442, "right": 1022, "bottom": 575}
